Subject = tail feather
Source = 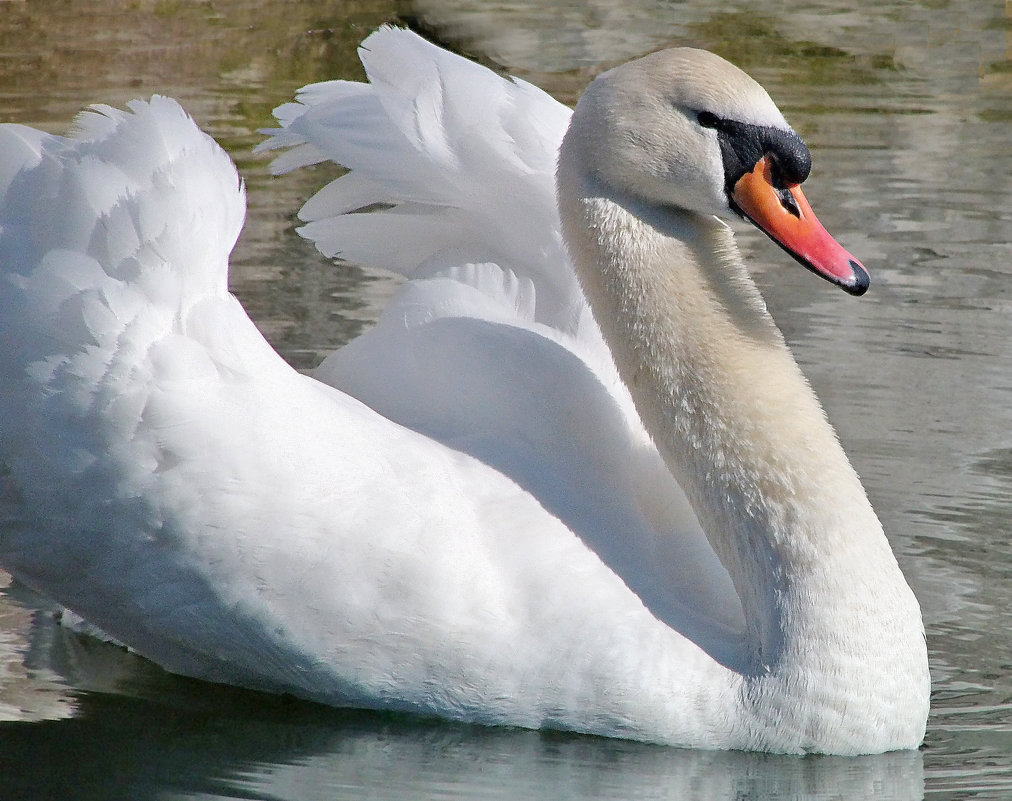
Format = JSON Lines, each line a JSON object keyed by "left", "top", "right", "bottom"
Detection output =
{"left": 297, "top": 171, "right": 396, "bottom": 220}
{"left": 2, "top": 97, "right": 244, "bottom": 297}
{"left": 0, "top": 96, "right": 247, "bottom": 409}
{"left": 258, "top": 26, "right": 583, "bottom": 333}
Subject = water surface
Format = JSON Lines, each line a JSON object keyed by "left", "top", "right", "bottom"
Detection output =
{"left": 1, "top": 1, "right": 1010, "bottom": 798}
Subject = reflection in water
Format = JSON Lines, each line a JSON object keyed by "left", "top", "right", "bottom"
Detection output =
{"left": 0, "top": 701, "right": 927, "bottom": 801}
{"left": 0, "top": 578, "right": 78, "bottom": 723}
{"left": 0, "top": 605, "right": 925, "bottom": 801}
{"left": 0, "top": 0, "right": 1010, "bottom": 798}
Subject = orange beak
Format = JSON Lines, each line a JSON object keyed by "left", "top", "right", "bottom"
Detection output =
{"left": 731, "top": 156, "right": 869, "bottom": 295}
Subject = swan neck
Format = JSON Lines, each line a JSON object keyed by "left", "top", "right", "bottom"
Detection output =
{"left": 557, "top": 164, "right": 905, "bottom": 668}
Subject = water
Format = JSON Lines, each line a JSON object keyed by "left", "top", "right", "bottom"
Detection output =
{"left": 0, "top": 0, "right": 1010, "bottom": 798}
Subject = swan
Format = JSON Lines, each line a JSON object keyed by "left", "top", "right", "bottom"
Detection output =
{"left": 0, "top": 27, "right": 928, "bottom": 753}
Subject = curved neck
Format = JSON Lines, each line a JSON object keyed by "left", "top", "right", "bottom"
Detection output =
{"left": 557, "top": 165, "right": 906, "bottom": 673}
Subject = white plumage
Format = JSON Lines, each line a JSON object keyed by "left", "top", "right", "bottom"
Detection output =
{"left": 0, "top": 28, "right": 928, "bottom": 753}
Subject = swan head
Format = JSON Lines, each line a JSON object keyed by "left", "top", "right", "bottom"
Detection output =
{"left": 561, "top": 47, "right": 869, "bottom": 295}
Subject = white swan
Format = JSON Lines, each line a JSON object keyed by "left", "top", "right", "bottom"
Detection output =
{"left": 0, "top": 27, "right": 928, "bottom": 753}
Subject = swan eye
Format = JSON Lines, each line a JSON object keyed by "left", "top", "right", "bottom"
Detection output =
{"left": 697, "top": 110, "right": 721, "bottom": 129}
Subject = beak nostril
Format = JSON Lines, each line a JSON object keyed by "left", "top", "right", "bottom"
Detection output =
{"left": 778, "top": 187, "right": 801, "bottom": 218}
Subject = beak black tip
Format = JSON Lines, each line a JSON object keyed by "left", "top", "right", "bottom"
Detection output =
{"left": 843, "top": 260, "right": 870, "bottom": 296}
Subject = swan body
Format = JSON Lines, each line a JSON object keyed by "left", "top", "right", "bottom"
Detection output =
{"left": 0, "top": 28, "right": 928, "bottom": 753}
